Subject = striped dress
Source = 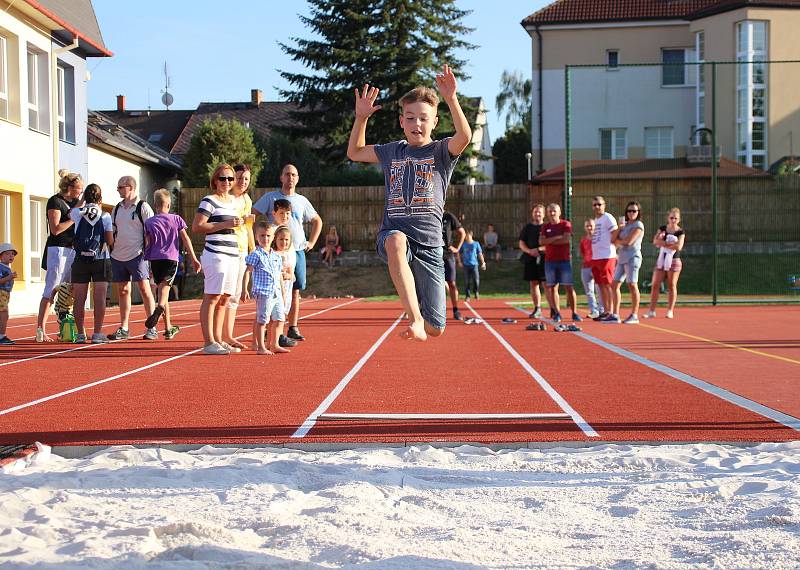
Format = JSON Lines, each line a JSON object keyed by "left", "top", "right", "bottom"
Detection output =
{"left": 197, "top": 195, "right": 240, "bottom": 257}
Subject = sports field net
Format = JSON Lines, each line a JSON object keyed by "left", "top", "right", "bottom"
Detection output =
{"left": 561, "top": 61, "right": 800, "bottom": 302}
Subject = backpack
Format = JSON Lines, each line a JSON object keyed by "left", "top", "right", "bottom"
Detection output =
{"left": 112, "top": 199, "right": 145, "bottom": 239}
{"left": 74, "top": 205, "right": 106, "bottom": 258}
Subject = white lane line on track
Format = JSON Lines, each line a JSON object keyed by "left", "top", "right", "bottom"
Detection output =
{"left": 467, "top": 303, "right": 599, "bottom": 438}
{"left": 507, "top": 302, "right": 800, "bottom": 433}
{"left": 0, "top": 298, "right": 354, "bottom": 416}
{"left": 291, "top": 312, "right": 403, "bottom": 439}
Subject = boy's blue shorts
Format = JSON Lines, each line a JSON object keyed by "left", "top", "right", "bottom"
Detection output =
{"left": 377, "top": 230, "right": 446, "bottom": 330}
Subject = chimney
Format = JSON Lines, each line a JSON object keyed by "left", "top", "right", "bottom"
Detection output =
{"left": 116, "top": 95, "right": 126, "bottom": 112}
{"left": 251, "top": 89, "right": 263, "bottom": 108}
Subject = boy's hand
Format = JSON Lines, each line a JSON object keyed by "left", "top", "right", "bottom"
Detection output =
{"left": 241, "top": 290, "right": 250, "bottom": 303}
{"left": 435, "top": 64, "right": 458, "bottom": 101}
{"left": 355, "top": 84, "right": 382, "bottom": 120}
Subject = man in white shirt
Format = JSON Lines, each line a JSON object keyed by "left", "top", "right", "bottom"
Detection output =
{"left": 107, "top": 176, "right": 158, "bottom": 340}
{"left": 590, "top": 195, "right": 619, "bottom": 323}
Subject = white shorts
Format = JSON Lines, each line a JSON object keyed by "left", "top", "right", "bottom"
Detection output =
{"left": 226, "top": 254, "right": 248, "bottom": 310}
{"left": 201, "top": 250, "right": 240, "bottom": 296}
{"left": 43, "top": 246, "right": 75, "bottom": 299}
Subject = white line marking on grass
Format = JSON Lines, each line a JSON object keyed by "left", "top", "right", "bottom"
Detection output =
{"left": 0, "top": 298, "right": 355, "bottom": 417}
{"left": 467, "top": 303, "right": 599, "bottom": 438}
{"left": 292, "top": 313, "right": 402, "bottom": 439}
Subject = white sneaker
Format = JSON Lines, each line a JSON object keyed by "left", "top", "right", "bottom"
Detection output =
{"left": 642, "top": 310, "right": 656, "bottom": 319}
{"left": 587, "top": 311, "right": 600, "bottom": 319}
{"left": 622, "top": 314, "right": 640, "bottom": 324}
{"left": 203, "top": 342, "right": 230, "bottom": 355}
{"left": 665, "top": 310, "right": 674, "bottom": 319}
{"left": 220, "top": 341, "right": 241, "bottom": 353}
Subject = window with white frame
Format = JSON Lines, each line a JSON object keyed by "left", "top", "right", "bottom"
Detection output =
{"left": 662, "top": 48, "right": 692, "bottom": 86}
{"left": 695, "top": 31, "right": 706, "bottom": 142}
{"left": 736, "top": 21, "right": 767, "bottom": 170}
{"left": 56, "top": 65, "right": 65, "bottom": 140}
{"left": 600, "top": 128, "right": 627, "bottom": 160}
{"left": 55, "top": 62, "right": 75, "bottom": 143}
{"left": 0, "top": 34, "right": 8, "bottom": 120}
{"left": 645, "top": 127, "right": 674, "bottom": 158}
{"left": 26, "top": 46, "right": 49, "bottom": 134}
{"left": 29, "top": 198, "right": 47, "bottom": 280}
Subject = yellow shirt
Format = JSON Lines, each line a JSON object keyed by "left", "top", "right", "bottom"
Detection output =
{"left": 233, "top": 193, "right": 254, "bottom": 254}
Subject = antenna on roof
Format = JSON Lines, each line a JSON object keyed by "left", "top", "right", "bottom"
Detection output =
{"left": 161, "top": 61, "right": 174, "bottom": 110}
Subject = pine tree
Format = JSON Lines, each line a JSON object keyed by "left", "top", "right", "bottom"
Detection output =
{"left": 278, "top": 0, "right": 475, "bottom": 165}
{"left": 182, "top": 117, "right": 266, "bottom": 187}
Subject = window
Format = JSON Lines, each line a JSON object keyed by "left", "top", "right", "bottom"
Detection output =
{"left": 0, "top": 193, "right": 9, "bottom": 243}
{"left": 736, "top": 21, "right": 768, "bottom": 169}
{"left": 29, "top": 198, "right": 47, "bottom": 280}
{"left": 600, "top": 128, "right": 627, "bottom": 160}
{"left": 607, "top": 50, "right": 619, "bottom": 69}
{"left": 662, "top": 49, "right": 689, "bottom": 86}
{"left": 0, "top": 35, "right": 7, "bottom": 120}
{"left": 26, "top": 46, "right": 49, "bottom": 134}
{"left": 56, "top": 66, "right": 65, "bottom": 139}
{"left": 55, "top": 62, "right": 75, "bottom": 143}
{"left": 645, "top": 127, "right": 674, "bottom": 158}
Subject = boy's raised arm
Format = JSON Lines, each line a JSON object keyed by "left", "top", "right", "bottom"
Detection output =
{"left": 347, "top": 84, "right": 381, "bottom": 164}
{"left": 435, "top": 65, "right": 472, "bottom": 157}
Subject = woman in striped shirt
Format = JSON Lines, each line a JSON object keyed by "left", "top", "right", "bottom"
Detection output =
{"left": 192, "top": 164, "right": 244, "bottom": 355}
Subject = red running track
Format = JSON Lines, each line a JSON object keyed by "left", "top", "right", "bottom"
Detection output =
{"left": 1, "top": 298, "right": 798, "bottom": 447}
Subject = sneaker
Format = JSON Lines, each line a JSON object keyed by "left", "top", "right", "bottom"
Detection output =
{"left": 107, "top": 327, "right": 129, "bottom": 340}
{"left": 600, "top": 314, "right": 621, "bottom": 323}
{"left": 552, "top": 312, "right": 562, "bottom": 323}
{"left": 91, "top": 332, "right": 108, "bottom": 344}
{"left": 572, "top": 313, "right": 583, "bottom": 322}
{"left": 143, "top": 328, "right": 159, "bottom": 340}
{"left": 203, "top": 342, "right": 229, "bottom": 355}
{"left": 279, "top": 335, "right": 297, "bottom": 348}
{"left": 145, "top": 305, "right": 165, "bottom": 329}
{"left": 665, "top": 310, "right": 674, "bottom": 319}
{"left": 474, "top": 293, "right": 480, "bottom": 300}
{"left": 220, "top": 341, "right": 241, "bottom": 353}
{"left": 642, "top": 310, "right": 656, "bottom": 319}
{"left": 164, "top": 326, "right": 180, "bottom": 340}
{"left": 593, "top": 312, "right": 608, "bottom": 322}
{"left": 587, "top": 311, "right": 600, "bottom": 320}
{"left": 74, "top": 332, "right": 87, "bottom": 344}
{"left": 464, "top": 294, "right": 470, "bottom": 302}
{"left": 622, "top": 314, "right": 640, "bottom": 324}
{"left": 287, "top": 326, "right": 305, "bottom": 341}
{"left": 453, "top": 309, "right": 462, "bottom": 321}
{"left": 0, "top": 336, "right": 14, "bottom": 345}
{"left": 529, "top": 307, "right": 542, "bottom": 319}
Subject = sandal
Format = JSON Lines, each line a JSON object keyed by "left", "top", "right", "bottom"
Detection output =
{"left": 525, "top": 322, "right": 546, "bottom": 331}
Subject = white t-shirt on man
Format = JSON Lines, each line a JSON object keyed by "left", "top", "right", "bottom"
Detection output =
{"left": 591, "top": 212, "right": 618, "bottom": 260}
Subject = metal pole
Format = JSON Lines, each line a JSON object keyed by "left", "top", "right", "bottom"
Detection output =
{"left": 711, "top": 62, "right": 718, "bottom": 306}
{"left": 565, "top": 65, "right": 572, "bottom": 221}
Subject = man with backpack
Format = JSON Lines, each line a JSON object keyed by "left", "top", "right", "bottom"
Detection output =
{"left": 69, "top": 183, "right": 114, "bottom": 343}
{"left": 107, "top": 176, "right": 158, "bottom": 341}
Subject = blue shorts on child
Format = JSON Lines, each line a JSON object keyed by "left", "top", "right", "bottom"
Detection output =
{"left": 256, "top": 293, "right": 285, "bottom": 325}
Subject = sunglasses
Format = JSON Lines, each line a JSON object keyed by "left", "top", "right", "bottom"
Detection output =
{"left": 592, "top": 203, "right": 604, "bottom": 207}
{"left": 669, "top": 216, "right": 679, "bottom": 220}
{"left": 218, "top": 176, "right": 235, "bottom": 182}
{"left": 626, "top": 209, "right": 639, "bottom": 213}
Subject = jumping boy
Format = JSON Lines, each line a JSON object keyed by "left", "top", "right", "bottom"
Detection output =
{"left": 143, "top": 189, "right": 202, "bottom": 339}
{"left": 347, "top": 64, "right": 472, "bottom": 341}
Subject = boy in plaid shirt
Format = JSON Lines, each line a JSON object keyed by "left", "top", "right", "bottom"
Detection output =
{"left": 241, "top": 222, "right": 288, "bottom": 355}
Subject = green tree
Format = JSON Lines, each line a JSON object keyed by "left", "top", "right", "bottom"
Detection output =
{"left": 278, "top": 0, "right": 475, "bottom": 166}
{"left": 495, "top": 70, "right": 532, "bottom": 132}
{"left": 182, "top": 116, "right": 265, "bottom": 187}
{"left": 258, "top": 132, "right": 321, "bottom": 188}
{"left": 492, "top": 126, "right": 532, "bottom": 184}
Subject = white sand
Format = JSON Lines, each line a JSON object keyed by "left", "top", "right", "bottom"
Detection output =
{"left": 2, "top": 442, "right": 799, "bottom": 569}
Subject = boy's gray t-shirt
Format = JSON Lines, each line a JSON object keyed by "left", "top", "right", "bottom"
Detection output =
{"left": 374, "top": 138, "right": 458, "bottom": 248}
{"left": 617, "top": 220, "right": 645, "bottom": 263}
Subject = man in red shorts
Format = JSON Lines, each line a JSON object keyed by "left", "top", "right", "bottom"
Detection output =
{"left": 590, "top": 196, "right": 619, "bottom": 323}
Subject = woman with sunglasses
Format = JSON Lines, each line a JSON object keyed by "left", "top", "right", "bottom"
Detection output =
{"left": 36, "top": 170, "right": 83, "bottom": 342}
{"left": 644, "top": 207, "right": 685, "bottom": 319}
{"left": 610, "top": 201, "right": 645, "bottom": 324}
{"left": 192, "top": 164, "right": 245, "bottom": 355}
{"left": 220, "top": 163, "right": 256, "bottom": 351}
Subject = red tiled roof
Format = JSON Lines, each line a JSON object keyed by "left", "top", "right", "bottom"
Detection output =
{"left": 532, "top": 158, "right": 770, "bottom": 182}
{"left": 523, "top": 0, "right": 731, "bottom": 26}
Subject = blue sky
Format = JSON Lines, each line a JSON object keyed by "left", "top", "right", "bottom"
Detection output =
{"left": 88, "top": 0, "right": 550, "bottom": 145}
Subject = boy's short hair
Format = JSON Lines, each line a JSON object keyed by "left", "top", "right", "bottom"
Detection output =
{"left": 254, "top": 221, "right": 270, "bottom": 232}
{"left": 399, "top": 87, "right": 439, "bottom": 112}
{"left": 153, "top": 188, "right": 171, "bottom": 209}
{"left": 274, "top": 198, "right": 292, "bottom": 212}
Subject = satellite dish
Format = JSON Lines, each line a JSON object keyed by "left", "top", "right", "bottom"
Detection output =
{"left": 161, "top": 91, "right": 173, "bottom": 108}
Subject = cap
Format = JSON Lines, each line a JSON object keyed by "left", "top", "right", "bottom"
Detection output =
{"left": 0, "top": 243, "right": 18, "bottom": 256}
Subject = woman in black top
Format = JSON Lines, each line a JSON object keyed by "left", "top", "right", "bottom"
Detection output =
{"left": 36, "top": 170, "right": 83, "bottom": 342}
{"left": 643, "top": 207, "right": 685, "bottom": 319}
{"left": 518, "top": 204, "right": 548, "bottom": 318}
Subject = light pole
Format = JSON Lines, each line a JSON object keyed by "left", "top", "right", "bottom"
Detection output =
{"left": 525, "top": 152, "right": 533, "bottom": 181}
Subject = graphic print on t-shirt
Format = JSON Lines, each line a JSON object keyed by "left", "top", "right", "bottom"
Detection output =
{"left": 387, "top": 156, "right": 436, "bottom": 218}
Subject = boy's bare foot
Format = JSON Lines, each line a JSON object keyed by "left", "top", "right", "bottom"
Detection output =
{"left": 256, "top": 348, "right": 274, "bottom": 355}
{"left": 400, "top": 321, "right": 427, "bottom": 342}
{"left": 271, "top": 346, "right": 291, "bottom": 354}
